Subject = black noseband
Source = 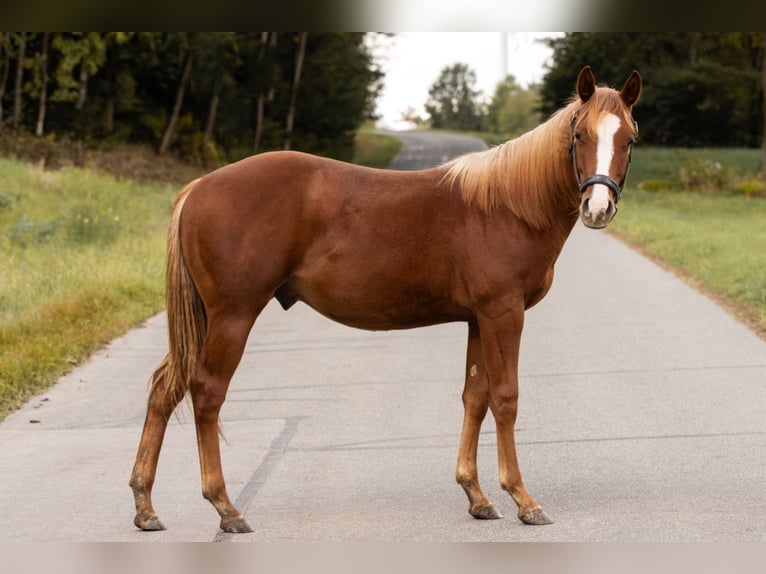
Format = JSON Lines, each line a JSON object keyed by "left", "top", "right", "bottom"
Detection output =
{"left": 569, "top": 113, "right": 636, "bottom": 204}
{"left": 579, "top": 173, "right": 624, "bottom": 200}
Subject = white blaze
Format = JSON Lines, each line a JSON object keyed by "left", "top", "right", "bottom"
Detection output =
{"left": 588, "top": 113, "right": 621, "bottom": 213}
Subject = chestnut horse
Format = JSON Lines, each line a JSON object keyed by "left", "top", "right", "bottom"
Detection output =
{"left": 130, "top": 66, "right": 641, "bottom": 533}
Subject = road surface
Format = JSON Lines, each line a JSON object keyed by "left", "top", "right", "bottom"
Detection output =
{"left": 384, "top": 130, "right": 487, "bottom": 170}
{"left": 1, "top": 132, "right": 766, "bottom": 542}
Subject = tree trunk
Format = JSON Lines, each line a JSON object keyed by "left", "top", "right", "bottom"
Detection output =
{"left": 689, "top": 32, "right": 701, "bottom": 66}
{"left": 0, "top": 34, "right": 11, "bottom": 126}
{"left": 283, "top": 32, "right": 307, "bottom": 151}
{"left": 762, "top": 32, "right": 766, "bottom": 180}
{"left": 103, "top": 95, "right": 115, "bottom": 135}
{"left": 202, "top": 88, "right": 219, "bottom": 147}
{"left": 76, "top": 65, "right": 88, "bottom": 110}
{"left": 253, "top": 32, "right": 276, "bottom": 153}
{"left": 158, "top": 50, "right": 193, "bottom": 155}
{"left": 254, "top": 94, "right": 265, "bottom": 152}
{"left": 35, "top": 32, "right": 50, "bottom": 136}
{"left": 13, "top": 32, "right": 26, "bottom": 131}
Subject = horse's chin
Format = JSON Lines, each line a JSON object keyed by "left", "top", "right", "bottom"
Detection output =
{"left": 580, "top": 215, "right": 610, "bottom": 229}
{"left": 579, "top": 204, "right": 616, "bottom": 229}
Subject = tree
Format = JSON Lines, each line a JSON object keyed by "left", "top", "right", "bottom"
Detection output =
{"left": 0, "top": 32, "right": 384, "bottom": 163}
{"left": 158, "top": 34, "right": 194, "bottom": 155}
{"left": 253, "top": 32, "right": 278, "bottom": 153}
{"left": 0, "top": 34, "right": 10, "bottom": 126}
{"left": 34, "top": 33, "right": 50, "bottom": 136}
{"left": 12, "top": 32, "right": 26, "bottom": 131}
{"left": 400, "top": 106, "right": 427, "bottom": 127}
{"left": 284, "top": 32, "right": 307, "bottom": 150}
{"left": 273, "top": 32, "right": 383, "bottom": 160}
{"left": 196, "top": 33, "right": 239, "bottom": 151}
{"left": 485, "top": 75, "right": 542, "bottom": 137}
{"left": 51, "top": 33, "right": 108, "bottom": 111}
{"left": 425, "top": 63, "right": 483, "bottom": 131}
{"left": 762, "top": 32, "right": 766, "bottom": 179}
{"left": 540, "top": 33, "right": 764, "bottom": 148}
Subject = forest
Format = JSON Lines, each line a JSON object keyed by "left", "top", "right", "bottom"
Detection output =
{"left": 1, "top": 33, "right": 764, "bottom": 166}
{"left": 539, "top": 33, "right": 765, "bottom": 148}
{"left": 0, "top": 32, "right": 383, "bottom": 164}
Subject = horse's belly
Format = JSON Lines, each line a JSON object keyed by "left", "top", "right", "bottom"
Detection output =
{"left": 281, "top": 271, "right": 470, "bottom": 331}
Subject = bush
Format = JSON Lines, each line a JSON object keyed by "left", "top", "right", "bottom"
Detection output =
{"left": 674, "top": 157, "right": 731, "bottom": 192}
{"left": 732, "top": 178, "right": 765, "bottom": 197}
{"left": 64, "top": 204, "right": 121, "bottom": 246}
{"left": 637, "top": 179, "right": 670, "bottom": 192}
{"left": 7, "top": 215, "right": 59, "bottom": 247}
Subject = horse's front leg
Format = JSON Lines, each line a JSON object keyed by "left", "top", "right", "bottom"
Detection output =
{"left": 456, "top": 322, "right": 502, "bottom": 519}
{"left": 478, "top": 305, "right": 552, "bottom": 525}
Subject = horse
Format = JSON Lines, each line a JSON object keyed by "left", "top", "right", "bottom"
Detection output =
{"left": 130, "top": 66, "right": 641, "bottom": 534}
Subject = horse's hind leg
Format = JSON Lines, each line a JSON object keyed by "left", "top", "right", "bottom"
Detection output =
{"left": 190, "top": 308, "right": 258, "bottom": 533}
{"left": 130, "top": 363, "right": 185, "bottom": 531}
{"left": 455, "top": 323, "right": 502, "bottom": 519}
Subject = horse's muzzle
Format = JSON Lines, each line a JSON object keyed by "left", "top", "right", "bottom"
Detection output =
{"left": 579, "top": 175, "right": 621, "bottom": 229}
{"left": 580, "top": 198, "right": 616, "bottom": 229}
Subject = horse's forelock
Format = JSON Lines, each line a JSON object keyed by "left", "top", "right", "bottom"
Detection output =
{"left": 577, "top": 87, "right": 636, "bottom": 140}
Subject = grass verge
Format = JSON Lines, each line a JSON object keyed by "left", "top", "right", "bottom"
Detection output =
{"left": 353, "top": 130, "right": 403, "bottom": 168}
{"left": 610, "top": 188, "right": 766, "bottom": 338}
{"left": 0, "top": 158, "right": 175, "bottom": 418}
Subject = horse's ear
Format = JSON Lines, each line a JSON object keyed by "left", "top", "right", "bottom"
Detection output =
{"left": 576, "top": 66, "right": 596, "bottom": 103}
{"left": 620, "top": 70, "right": 642, "bottom": 107}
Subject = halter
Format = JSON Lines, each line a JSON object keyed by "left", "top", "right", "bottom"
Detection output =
{"left": 569, "top": 113, "right": 637, "bottom": 204}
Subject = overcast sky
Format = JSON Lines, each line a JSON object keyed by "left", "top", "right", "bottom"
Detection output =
{"left": 371, "top": 32, "right": 561, "bottom": 130}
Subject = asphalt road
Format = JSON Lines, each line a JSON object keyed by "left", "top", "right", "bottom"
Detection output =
{"left": 385, "top": 130, "right": 487, "bottom": 170}
{"left": 2, "top": 132, "right": 766, "bottom": 542}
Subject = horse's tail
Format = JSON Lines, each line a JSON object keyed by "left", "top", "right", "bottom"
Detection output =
{"left": 150, "top": 178, "right": 206, "bottom": 409}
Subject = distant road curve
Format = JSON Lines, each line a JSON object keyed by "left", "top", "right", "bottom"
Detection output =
{"left": 381, "top": 130, "right": 488, "bottom": 170}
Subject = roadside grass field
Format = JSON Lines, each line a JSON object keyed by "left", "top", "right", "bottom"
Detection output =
{"left": 353, "top": 130, "right": 403, "bottom": 168}
{"left": 611, "top": 146, "right": 766, "bottom": 338}
{"left": 0, "top": 159, "right": 176, "bottom": 416}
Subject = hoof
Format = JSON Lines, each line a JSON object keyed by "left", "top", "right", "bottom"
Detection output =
{"left": 220, "top": 516, "right": 253, "bottom": 534}
{"left": 470, "top": 504, "right": 503, "bottom": 520}
{"left": 519, "top": 507, "right": 553, "bottom": 525}
{"left": 134, "top": 513, "right": 166, "bottom": 531}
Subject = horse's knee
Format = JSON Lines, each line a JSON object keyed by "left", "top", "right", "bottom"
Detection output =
{"left": 489, "top": 392, "right": 518, "bottom": 424}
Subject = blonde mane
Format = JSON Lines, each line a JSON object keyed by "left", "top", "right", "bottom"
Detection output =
{"left": 443, "top": 87, "right": 633, "bottom": 230}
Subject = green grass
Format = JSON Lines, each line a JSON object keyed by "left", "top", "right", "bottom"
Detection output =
{"left": 0, "top": 158, "right": 176, "bottom": 417}
{"left": 613, "top": 145, "right": 766, "bottom": 337}
{"left": 611, "top": 187, "right": 766, "bottom": 337}
{"left": 353, "top": 130, "right": 403, "bottom": 168}
{"left": 629, "top": 146, "right": 762, "bottom": 185}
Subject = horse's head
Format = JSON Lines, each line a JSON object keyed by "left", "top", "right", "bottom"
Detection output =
{"left": 570, "top": 66, "right": 642, "bottom": 229}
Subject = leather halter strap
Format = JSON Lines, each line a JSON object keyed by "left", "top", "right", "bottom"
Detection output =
{"left": 569, "top": 113, "right": 636, "bottom": 204}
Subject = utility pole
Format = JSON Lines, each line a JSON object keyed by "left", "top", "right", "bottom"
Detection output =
{"left": 500, "top": 33, "right": 508, "bottom": 79}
